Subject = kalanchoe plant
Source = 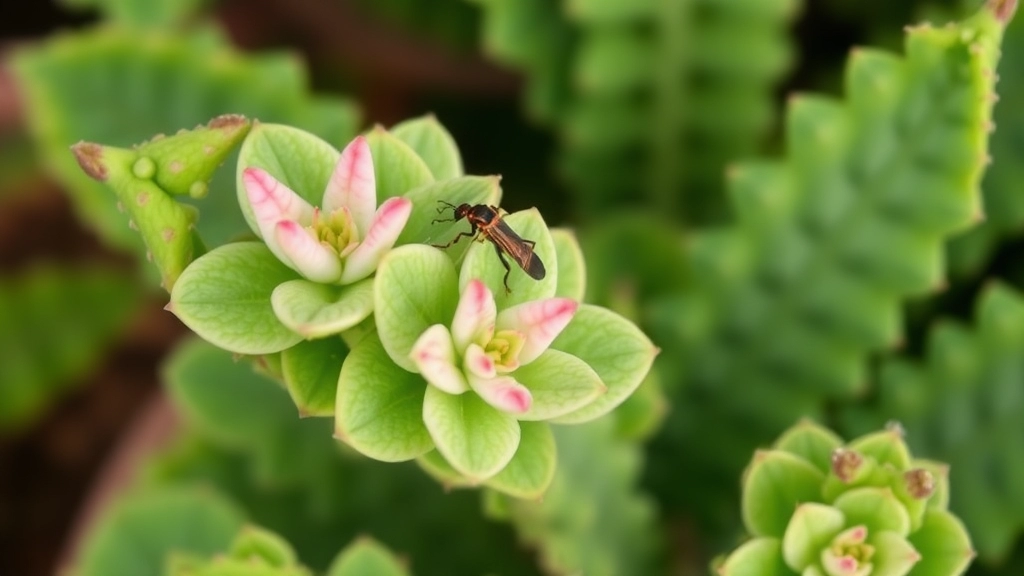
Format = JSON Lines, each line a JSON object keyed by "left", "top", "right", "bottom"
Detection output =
{"left": 718, "top": 420, "right": 973, "bottom": 576}
{"left": 74, "top": 114, "right": 657, "bottom": 499}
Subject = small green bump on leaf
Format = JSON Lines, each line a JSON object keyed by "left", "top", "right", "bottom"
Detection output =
{"left": 484, "top": 421, "right": 557, "bottom": 499}
{"left": 550, "top": 228, "right": 587, "bottom": 301}
{"left": 170, "top": 242, "right": 303, "bottom": 355}
{"left": 189, "top": 181, "right": 209, "bottom": 199}
{"left": 281, "top": 337, "right": 348, "bottom": 417}
{"left": 327, "top": 537, "right": 410, "bottom": 576}
{"left": 742, "top": 450, "right": 827, "bottom": 538}
{"left": 132, "top": 156, "right": 156, "bottom": 179}
{"left": 423, "top": 385, "right": 521, "bottom": 481}
{"left": 334, "top": 333, "right": 433, "bottom": 462}
{"left": 365, "top": 125, "right": 435, "bottom": 202}
{"left": 374, "top": 245, "right": 459, "bottom": 372}
{"left": 271, "top": 278, "right": 375, "bottom": 339}
{"left": 549, "top": 304, "right": 657, "bottom": 424}
{"left": 391, "top": 115, "right": 464, "bottom": 181}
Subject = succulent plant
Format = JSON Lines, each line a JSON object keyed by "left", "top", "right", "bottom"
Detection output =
{"left": 717, "top": 420, "right": 972, "bottom": 576}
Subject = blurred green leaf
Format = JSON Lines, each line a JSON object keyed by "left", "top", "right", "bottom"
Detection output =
{"left": 0, "top": 265, "right": 141, "bottom": 432}
{"left": 647, "top": 2, "right": 1010, "bottom": 537}
{"left": 486, "top": 418, "right": 661, "bottom": 576}
{"left": 843, "top": 282, "right": 1024, "bottom": 562}
{"left": 75, "top": 487, "right": 246, "bottom": 576}
{"left": 12, "top": 26, "right": 357, "bottom": 260}
{"left": 61, "top": 0, "right": 208, "bottom": 27}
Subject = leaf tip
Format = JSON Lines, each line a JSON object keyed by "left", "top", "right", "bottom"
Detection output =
{"left": 71, "top": 141, "right": 108, "bottom": 181}
{"left": 988, "top": 0, "right": 1018, "bottom": 23}
{"left": 207, "top": 113, "right": 249, "bottom": 131}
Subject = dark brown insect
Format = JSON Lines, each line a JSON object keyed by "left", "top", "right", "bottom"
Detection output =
{"left": 432, "top": 201, "right": 546, "bottom": 293}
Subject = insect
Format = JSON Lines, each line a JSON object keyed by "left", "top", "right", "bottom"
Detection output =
{"left": 432, "top": 201, "right": 546, "bottom": 293}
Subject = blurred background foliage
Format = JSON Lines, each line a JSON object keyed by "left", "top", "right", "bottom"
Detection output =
{"left": 2, "top": 0, "right": 1024, "bottom": 575}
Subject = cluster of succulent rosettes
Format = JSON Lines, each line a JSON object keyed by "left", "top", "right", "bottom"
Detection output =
{"left": 718, "top": 420, "right": 973, "bottom": 576}
{"left": 149, "top": 117, "right": 656, "bottom": 498}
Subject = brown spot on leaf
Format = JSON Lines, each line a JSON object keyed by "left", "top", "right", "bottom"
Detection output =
{"left": 70, "top": 142, "right": 107, "bottom": 182}
{"left": 161, "top": 228, "right": 175, "bottom": 242}
{"left": 208, "top": 114, "right": 248, "bottom": 129}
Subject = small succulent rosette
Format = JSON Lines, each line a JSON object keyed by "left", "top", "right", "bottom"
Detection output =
{"left": 166, "top": 118, "right": 502, "bottom": 356}
{"left": 718, "top": 421, "right": 973, "bottom": 576}
{"left": 334, "top": 208, "right": 657, "bottom": 498}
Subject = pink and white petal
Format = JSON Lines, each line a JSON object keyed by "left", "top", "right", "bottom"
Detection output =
{"left": 410, "top": 324, "right": 468, "bottom": 394}
{"left": 323, "top": 135, "right": 376, "bottom": 234}
{"left": 451, "top": 279, "right": 497, "bottom": 351}
{"left": 463, "top": 343, "right": 497, "bottom": 379}
{"left": 338, "top": 197, "right": 412, "bottom": 284}
{"left": 495, "top": 298, "right": 579, "bottom": 365}
{"left": 243, "top": 168, "right": 315, "bottom": 258}
{"left": 468, "top": 374, "right": 532, "bottom": 415}
{"left": 274, "top": 220, "right": 342, "bottom": 283}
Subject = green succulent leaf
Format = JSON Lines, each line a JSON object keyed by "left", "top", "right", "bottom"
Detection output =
{"left": 0, "top": 266, "right": 141, "bottom": 432}
{"left": 422, "top": 385, "right": 521, "bottom": 481}
{"left": 512, "top": 349, "right": 605, "bottom": 421}
{"left": 12, "top": 27, "right": 357, "bottom": 256}
{"left": 391, "top": 115, "right": 464, "bottom": 181}
{"left": 484, "top": 421, "right": 556, "bottom": 499}
{"left": 235, "top": 123, "right": 340, "bottom": 237}
{"left": 271, "top": 278, "right": 375, "bottom": 339}
{"left": 487, "top": 419, "right": 660, "bottom": 575}
{"left": 550, "top": 228, "right": 586, "bottom": 301}
{"left": 327, "top": 538, "right": 410, "bottom": 576}
{"left": 833, "top": 487, "right": 911, "bottom": 537}
{"left": 169, "top": 242, "right": 302, "bottom": 355}
{"left": 774, "top": 420, "right": 844, "bottom": 475}
{"left": 281, "top": 337, "right": 348, "bottom": 417}
{"left": 742, "top": 450, "right": 827, "bottom": 538}
{"left": 334, "top": 333, "right": 433, "bottom": 462}
{"left": 163, "top": 337, "right": 342, "bottom": 491}
{"left": 717, "top": 538, "right": 790, "bottom": 576}
{"left": 869, "top": 530, "right": 922, "bottom": 576}
{"left": 907, "top": 509, "right": 974, "bottom": 576}
{"left": 781, "top": 503, "right": 845, "bottom": 571}
{"left": 228, "top": 526, "right": 300, "bottom": 568}
{"left": 396, "top": 176, "right": 502, "bottom": 252}
{"left": 373, "top": 245, "right": 459, "bottom": 372}
{"left": 548, "top": 304, "right": 657, "bottom": 424}
{"left": 74, "top": 487, "right": 245, "bottom": 576}
{"left": 459, "top": 208, "right": 557, "bottom": 309}
{"left": 848, "top": 428, "right": 912, "bottom": 470}
{"left": 416, "top": 449, "right": 476, "bottom": 489}
{"left": 365, "top": 126, "right": 435, "bottom": 202}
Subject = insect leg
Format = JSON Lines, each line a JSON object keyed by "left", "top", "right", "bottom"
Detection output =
{"left": 493, "top": 241, "right": 513, "bottom": 294}
{"left": 432, "top": 221, "right": 479, "bottom": 249}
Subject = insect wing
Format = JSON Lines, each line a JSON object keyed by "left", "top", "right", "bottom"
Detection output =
{"left": 490, "top": 220, "right": 546, "bottom": 280}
